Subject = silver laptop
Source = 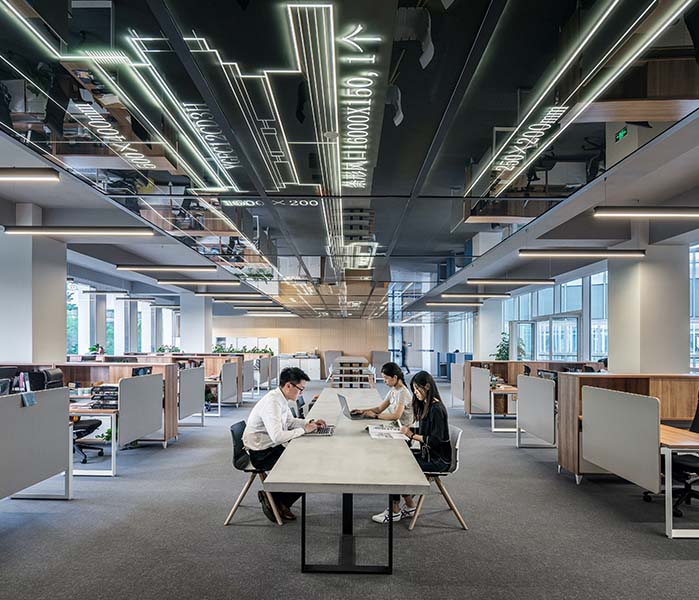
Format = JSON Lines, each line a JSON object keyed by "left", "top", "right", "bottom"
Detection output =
{"left": 338, "top": 393, "right": 374, "bottom": 420}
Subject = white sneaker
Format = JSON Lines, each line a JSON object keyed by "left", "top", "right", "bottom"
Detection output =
{"left": 401, "top": 506, "right": 416, "bottom": 519}
{"left": 371, "top": 509, "right": 401, "bottom": 524}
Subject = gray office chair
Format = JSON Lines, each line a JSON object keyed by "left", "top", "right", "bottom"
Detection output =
{"left": 408, "top": 425, "right": 468, "bottom": 531}
{"left": 223, "top": 421, "right": 282, "bottom": 527}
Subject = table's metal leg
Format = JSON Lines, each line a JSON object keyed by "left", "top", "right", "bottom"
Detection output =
{"left": 301, "top": 493, "right": 392, "bottom": 574}
{"left": 490, "top": 392, "right": 495, "bottom": 432}
{"left": 664, "top": 447, "right": 674, "bottom": 539}
{"left": 74, "top": 413, "right": 117, "bottom": 477}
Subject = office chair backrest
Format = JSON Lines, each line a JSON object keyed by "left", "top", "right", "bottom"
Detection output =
{"left": 43, "top": 368, "right": 64, "bottom": 389}
{"left": 583, "top": 365, "right": 595, "bottom": 372}
{"left": 0, "top": 378, "right": 11, "bottom": 396}
{"left": 296, "top": 396, "right": 306, "bottom": 419}
{"left": 523, "top": 365, "right": 531, "bottom": 376}
{"left": 690, "top": 391, "right": 699, "bottom": 434}
{"left": 230, "top": 421, "right": 250, "bottom": 471}
{"left": 0, "top": 366, "right": 17, "bottom": 380}
{"left": 447, "top": 425, "right": 462, "bottom": 475}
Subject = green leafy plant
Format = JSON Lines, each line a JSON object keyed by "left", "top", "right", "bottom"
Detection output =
{"left": 96, "top": 427, "right": 112, "bottom": 443}
{"left": 157, "top": 345, "right": 181, "bottom": 353}
{"left": 490, "top": 332, "right": 526, "bottom": 360}
{"left": 88, "top": 345, "right": 98, "bottom": 353}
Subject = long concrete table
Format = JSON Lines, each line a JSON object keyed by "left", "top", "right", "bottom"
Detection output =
{"left": 264, "top": 387, "right": 430, "bottom": 574}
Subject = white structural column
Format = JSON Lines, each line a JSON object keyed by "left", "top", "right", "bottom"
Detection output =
{"left": 152, "top": 307, "right": 163, "bottom": 350}
{"left": 473, "top": 299, "right": 503, "bottom": 360}
{"left": 180, "top": 295, "right": 212, "bottom": 353}
{"left": 114, "top": 299, "right": 127, "bottom": 355}
{"left": 127, "top": 301, "right": 138, "bottom": 352}
{"left": 608, "top": 245, "right": 689, "bottom": 373}
{"left": 0, "top": 205, "right": 67, "bottom": 363}
{"left": 93, "top": 295, "right": 107, "bottom": 348}
{"left": 140, "top": 303, "right": 152, "bottom": 352}
{"left": 77, "top": 289, "right": 91, "bottom": 354}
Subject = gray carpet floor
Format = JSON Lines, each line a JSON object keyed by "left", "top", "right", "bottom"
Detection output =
{"left": 2, "top": 381, "right": 699, "bottom": 600}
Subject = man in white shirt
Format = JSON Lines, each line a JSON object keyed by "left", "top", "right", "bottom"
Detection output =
{"left": 243, "top": 367, "right": 327, "bottom": 522}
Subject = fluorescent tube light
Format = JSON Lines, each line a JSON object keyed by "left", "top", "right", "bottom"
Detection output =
{"left": 117, "top": 265, "right": 217, "bottom": 272}
{"left": 441, "top": 293, "right": 510, "bottom": 299}
{"left": 195, "top": 293, "right": 259, "bottom": 298}
{"left": 593, "top": 206, "right": 699, "bottom": 219}
{"left": 82, "top": 289, "right": 127, "bottom": 294}
{"left": 0, "top": 168, "right": 59, "bottom": 182}
{"left": 466, "top": 278, "right": 555, "bottom": 286}
{"left": 519, "top": 249, "right": 645, "bottom": 258}
{"left": 212, "top": 300, "right": 274, "bottom": 305}
{"left": 157, "top": 280, "right": 240, "bottom": 286}
{"left": 246, "top": 313, "right": 299, "bottom": 317}
{"left": 115, "top": 297, "right": 156, "bottom": 302}
{"left": 2, "top": 226, "right": 155, "bottom": 236}
{"left": 425, "top": 302, "right": 483, "bottom": 307}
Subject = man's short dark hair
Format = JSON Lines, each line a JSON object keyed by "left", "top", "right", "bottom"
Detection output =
{"left": 279, "top": 367, "right": 310, "bottom": 388}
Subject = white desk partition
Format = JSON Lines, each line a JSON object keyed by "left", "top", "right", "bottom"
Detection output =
{"left": 179, "top": 366, "right": 205, "bottom": 420}
{"left": 516, "top": 375, "right": 556, "bottom": 447}
{"left": 220, "top": 361, "right": 238, "bottom": 404}
{"left": 581, "top": 386, "right": 661, "bottom": 493}
{"left": 118, "top": 374, "right": 163, "bottom": 447}
{"left": 258, "top": 356, "right": 271, "bottom": 388}
{"left": 243, "top": 360, "right": 255, "bottom": 393}
{"left": 451, "top": 362, "right": 464, "bottom": 406}
{"left": 471, "top": 367, "right": 491, "bottom": 414}
{"left": 1, "top": 388, "right": 72, "bottom": 500}
{"left": 270, "top": 355, "right": 280, "bottom": 386}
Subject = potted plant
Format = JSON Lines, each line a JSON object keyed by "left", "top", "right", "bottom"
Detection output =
{"left": 490, "top": 332, "right": 526, "bottom": 361}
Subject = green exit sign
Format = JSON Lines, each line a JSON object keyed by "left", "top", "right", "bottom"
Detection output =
{"left": 615, "top": 126, "right": 628, "bottom": 143}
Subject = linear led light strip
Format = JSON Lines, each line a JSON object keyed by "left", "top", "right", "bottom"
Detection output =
{"left": 182, "top": 34, "right": 295, "bottom": 192}
{"left": 288, "top": 5, "right": 345, "bottom": 269}
{"left": 125, "top": 35, "right": 241, "bottom": 191}
{"left": 464, "top": 0, "right": 622, "bottom": 196}
{"left": 0, "top": 4, "right": 239, "bottom": 193}
{"left": 497, "top": 0, "right": 697, "bottom": 197}
{"left": 519, "top": 248, "right": 646, "bottom": 258}
{"left": 88, "top": 61, "right": 223, "bottom": 192}
{"left": 0, "top": 53, "right": 157, "bottom": 186}
{"left": 594, "top": 206, "right": 699, "bottom": 218}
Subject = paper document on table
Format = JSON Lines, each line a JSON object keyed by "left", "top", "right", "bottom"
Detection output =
{"left": 367, "top": 425, "right": 408, "bottom": 440}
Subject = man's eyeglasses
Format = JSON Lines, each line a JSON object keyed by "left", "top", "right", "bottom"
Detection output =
{"left": 292, "top": 383, "right": 306, "bottom": 393}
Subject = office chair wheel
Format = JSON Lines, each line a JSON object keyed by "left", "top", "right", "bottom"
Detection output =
{"left": 642, "top": 493, "right": 652, "bottom": 503}
{"left": 81, "top": 457, "right": 87, "bottom": 464}
{"left": 674, "top": 508, "right": 683, "bottom": 518}
{"left": 98, "top": 449, "right": 104, "bottom": 457}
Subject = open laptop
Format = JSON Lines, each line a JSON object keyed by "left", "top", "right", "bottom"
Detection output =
{"left": 338, "top": 393, "right": 375, "bottom": 420}
{"left": 305, "top": 424, "right": 335, "bottom": 436}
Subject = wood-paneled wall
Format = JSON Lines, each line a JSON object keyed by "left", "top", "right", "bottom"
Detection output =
{"left": 213, "top": 317, "right": 388, "bottom": 363}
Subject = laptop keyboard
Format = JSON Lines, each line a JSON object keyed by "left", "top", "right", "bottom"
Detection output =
{"left": 306, "top": 425, "right": 335, "bottom": 435}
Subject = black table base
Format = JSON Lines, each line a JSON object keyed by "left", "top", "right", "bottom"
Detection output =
{"left": 301, "top": 493, "right": 396, "bottom": 574}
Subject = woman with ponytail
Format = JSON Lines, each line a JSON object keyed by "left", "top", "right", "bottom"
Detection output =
{"left": 351, "top": 362, "right": 414, "bottom": 426}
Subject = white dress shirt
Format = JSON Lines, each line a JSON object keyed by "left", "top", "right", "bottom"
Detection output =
{"left": 242, "top": 387, "right": 307, "bottom": 451}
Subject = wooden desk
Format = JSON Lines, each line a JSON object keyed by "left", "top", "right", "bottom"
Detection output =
{"left": 264, "top": 388, "right": 429, "bottom": 574}
{"left": 490, "top": 385, "right": 518, "bottom": 433}
{"left": 58, "top": 363, "right": 178, "bottom": 446}
{"left": 70, "top": 404, "right": 118, "bottom": 477}
{"left": 558, "top": 373, "right": 699, "bottom": 482}
{"left": 660, "top": 425, "right": 699, "bottom": 539}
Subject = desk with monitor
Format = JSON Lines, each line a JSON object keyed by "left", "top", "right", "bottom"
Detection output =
{"left": 263, "top": 387, "right": 430, "bottom": 574}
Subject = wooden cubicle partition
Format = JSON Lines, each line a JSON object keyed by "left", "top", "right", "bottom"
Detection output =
{"left": 455, "top": 360, "right": 600, "bottom": 414}
{"left": 557, "top": 372, "right": 699, "bottom": 479}
{"left": 57, "top": 362, "right": 179, "bottom": 444}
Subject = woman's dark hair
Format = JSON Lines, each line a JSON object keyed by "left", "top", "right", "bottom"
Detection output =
{"left": 380, "top": 362, "right": 405, "bottom": 386}
{"left": 409, "top": 371, "right": 441, "bottom": 421}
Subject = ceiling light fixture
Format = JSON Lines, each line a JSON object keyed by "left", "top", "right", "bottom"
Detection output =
{"left": 497, "top": 0, "right": 693, "bottom": 197}
{"left": 425, "top": 302, "right": 483, "bottom": 307}
{"left": 0, "top": 167, "right": 60, "bottom": 182}
{"left": 593, "top": 206, "right": 699, "bottom": 219}
{"left": 157, "top": 280, "right": 240, "bottom": 286}
{"left": 194, "top": 292, "right": 257, "bottom": 298}
{"left": 441, "top": 293, "right": 511, "bottom": 299}
{"left": 466, "top": 278, "right": 555, "bottom": 286}
{"left": 212, "top": 300, "right": 274, "bottom": 305}
{"left": 115, "top": 297, "right": 156, "bottom": 302}
{"left": 82, "top": 289, "right": 128, "bottom": 295}
{"left": 519, "top": 248, "right": 645, "bottom": 258}
{"left": 2, "top": 226, "right": 155, "bottom": 236}
{"left": 246, "top": 312, "right": 299, "bottom": 318}
{"left": 116, "top": 264, "right": 217, "bottom": 272}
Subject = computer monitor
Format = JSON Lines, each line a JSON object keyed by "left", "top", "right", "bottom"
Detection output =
{"left": 0, "top": 366, "right": 17, "bottom": 380}
{"left": 132, "top": 366, "right": 153, "bottom": 377}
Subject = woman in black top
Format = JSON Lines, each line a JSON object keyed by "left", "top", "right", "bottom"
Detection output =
{"left": 371, "top": 371, "right": 451, "bottom": 524}
{"left": 400, "top": 371, "right": 451, "bottom": 472}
